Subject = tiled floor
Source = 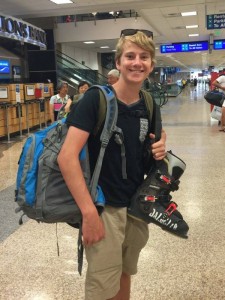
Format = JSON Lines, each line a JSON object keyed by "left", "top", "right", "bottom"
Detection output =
{"left": 0, "top": 84, "right": 225, "bottom": 300}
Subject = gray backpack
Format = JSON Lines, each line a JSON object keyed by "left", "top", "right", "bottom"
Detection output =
{"left": 15, "top": 85, "right": 121, "bottom": 226}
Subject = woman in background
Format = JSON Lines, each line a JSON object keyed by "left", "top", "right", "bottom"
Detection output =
{"left": 73, "top": 81, "right": 90, "bottom": 103}
{"left": 49, "top": 82, "right": 72, "bottom": 123}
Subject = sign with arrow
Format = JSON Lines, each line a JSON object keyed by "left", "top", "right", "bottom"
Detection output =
{"left": 207, "top": 14, "right": 225, "bottom": 29}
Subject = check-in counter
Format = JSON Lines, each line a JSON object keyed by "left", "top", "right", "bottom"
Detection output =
{"left": 0, "top": 99, "right": 51, "bottom": 140}
{"left": 0, "top": 83, "right": 53, "bottom": 140}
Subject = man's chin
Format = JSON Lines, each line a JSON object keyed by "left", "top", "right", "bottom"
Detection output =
{"left": 129, "top": 77, "right": 144, "bottom": 85}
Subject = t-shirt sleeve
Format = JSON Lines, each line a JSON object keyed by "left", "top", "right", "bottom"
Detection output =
{"left": 49, "top": 95, "right": 55, "bottom": 104}
{"left": 217, "top": 76, "right": 225, "bottom": 84}
{"left": 66, "top": 88, "right": 100, "bottom": 133}
{"left": 66, "top": 95, "right": 72, "bottom": 101}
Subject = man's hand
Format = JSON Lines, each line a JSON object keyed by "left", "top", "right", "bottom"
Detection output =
{"left": 82, "top": 207, "right": 105, "bottom": 247}
{"left": 150, "top": 129, "right": 167, "bottom": 160}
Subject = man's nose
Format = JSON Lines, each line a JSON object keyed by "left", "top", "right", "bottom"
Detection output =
{"left": 133, "top": 56, "right": 141, "bottom": 64}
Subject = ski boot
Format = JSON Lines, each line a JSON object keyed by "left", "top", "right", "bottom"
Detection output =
{"left": 127, "top": 150, "right": 189, "bottom": 239}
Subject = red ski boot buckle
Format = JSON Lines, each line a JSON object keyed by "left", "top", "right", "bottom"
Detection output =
{"left": 144, "top": 195, "right": 156, "bottom": 203}
{"left": 164, "top": 202, "right": 177, "bottom": 216}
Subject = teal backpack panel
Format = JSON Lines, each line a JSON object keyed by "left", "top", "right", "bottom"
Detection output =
{"left": 16, "top": 120, "right": 66, "bottom": 207}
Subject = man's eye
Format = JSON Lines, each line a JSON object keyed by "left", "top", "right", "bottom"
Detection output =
{"left": 126, "top": 54, "right": 134, "bottom": 59}
{"left": 141, "top": 55, "right": 150, "bottom": 60}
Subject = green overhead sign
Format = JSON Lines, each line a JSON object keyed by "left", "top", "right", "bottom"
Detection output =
{"left": 207, "top": 14, "right": 225, "bottom": 29}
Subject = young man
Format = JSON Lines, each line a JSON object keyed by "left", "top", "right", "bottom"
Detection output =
{"left": 58, "top": 29, "right": 166, "bottom": 300}
{"left": 212, "top": 74, "right": 225, "bottom": 131}
{"left": 107, "top": 69, "right": 120, "bottom": 85}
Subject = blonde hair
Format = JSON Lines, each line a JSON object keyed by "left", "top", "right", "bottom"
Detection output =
{"left": 115, "top": 31, "right": 156, "bottom": 66}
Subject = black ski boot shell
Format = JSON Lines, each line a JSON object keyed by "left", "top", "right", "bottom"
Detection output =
{"left": 127, "top": 151, "right": 189, "bottom": 239}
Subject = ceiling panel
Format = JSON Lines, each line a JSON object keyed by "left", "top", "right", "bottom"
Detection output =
{"left": 1, "top": 0, "right": 225, "bottom": 72}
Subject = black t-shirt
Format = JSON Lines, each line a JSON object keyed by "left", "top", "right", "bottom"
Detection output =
{"left": 66, "top": 88, "right": 155, "bottom": 207}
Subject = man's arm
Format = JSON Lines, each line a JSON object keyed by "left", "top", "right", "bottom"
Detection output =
{"left": 57, "top": 126, "right": 105, "bottom": 246}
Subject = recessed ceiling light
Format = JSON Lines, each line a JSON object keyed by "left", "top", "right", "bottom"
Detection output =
{"left": 100, "top": 46, "right": 109, "bottom": 49}
{"left": 50, "top": 0, "right": 73, "bottom": 4}
{"left": 181, "top": 11, "right": 197, "bottom": 17}
{"left": 186, "top": 25, "right": 198, "bottom": 29}
{"left": 189, "top": 33, "right": 199, "bottom": 37}
{"left": 83, "top": 41, "right": 95, "bottom": 44}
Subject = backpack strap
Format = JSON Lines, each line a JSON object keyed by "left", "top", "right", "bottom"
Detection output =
{"left": 88, "top": 85, "right": 120, "bottom": 201}
{"left": 140, "top": 89, "right": 153, "bottom": 124}
{"left": 93, "top": 89, "right": 107, "bottom": 136}
{"left": 140, "top": 89, "right": 162, "bottom": 140}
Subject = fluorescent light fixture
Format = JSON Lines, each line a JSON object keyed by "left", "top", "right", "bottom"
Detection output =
{"left": 186, "top": 25, "right": 198, "bottom": 29}
{"left": 112, "top": 49, "right": 116, "bottom": 52}
{"left": 69, "top": 78, "right": 79, "bottom": 85}
{"left": 181, "top": 11, "right": 197, "bottom": 16}
{"left": 189, "top": 33, "right": 199, "bottom": 37}
{"left": 83, "top": 41, "right": 95, "bottom": 44}
{"left": 50, "top": 0, "right": 73, "bottom": 4}
{"left": 74, "top": 74, "right": 82, "bottom": 80}
{"left": 100, "top": 46, "right": 109, "bottom": 49}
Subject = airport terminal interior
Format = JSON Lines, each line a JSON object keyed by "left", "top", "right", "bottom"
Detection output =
{"left": 1, "top": 0, "right": 225, "bottom": 299}
{"left": 1, "top": 83, "right": 225, "bottom": 300}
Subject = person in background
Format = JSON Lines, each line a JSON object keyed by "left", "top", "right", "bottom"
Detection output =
{"left": 193, "top": 77, "right": 198, "bottom": 91}
{"left": 73, "top": 81, "right": 90, "bottom": 102}
{"left": 107, "top": 69, "right": 120, "bottom": 85}
{"left": 182, "top": 78, "right": 186, "bottom": 88}
{"left": 58, "top": 29, "right": 166, "bottom": 300}
{"left": 49, "top": 82, "right": 72, "bottom": 123}
{"left": 212, "top": 74, "right": 225, "bottom": 131}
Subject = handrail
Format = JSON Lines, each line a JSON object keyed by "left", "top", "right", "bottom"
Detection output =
{"left": 56, "top": 58, "right": 107, "bottom": 86}
{"left": 56, "top": 50, "right": 107, "bottom": 82}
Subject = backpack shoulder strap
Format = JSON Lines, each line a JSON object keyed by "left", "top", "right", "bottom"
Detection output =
{"left": 87, "top": 85, "right": 119, "bottom": 200}
{"left": 93, "top": 89, "right": 107, "bottom": 136}
{"left": 141, "top": 89, "right": 162, "bottom": 141}
{"left": 140, "top": 89, "right": 154, "bottom": 123}
{"left": 87, "top": 85, "right": 118, "bottom": 139}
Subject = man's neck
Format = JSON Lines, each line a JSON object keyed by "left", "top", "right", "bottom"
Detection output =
{"left": 113, "top": 81, "right": 142, "bottom": 105}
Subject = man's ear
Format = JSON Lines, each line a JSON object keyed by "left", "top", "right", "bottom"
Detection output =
{"left": 149, "top": 62, "right": 155, "bottom": 74}
{"left": 115, "top": 59, "right": 121, "bottom": 71}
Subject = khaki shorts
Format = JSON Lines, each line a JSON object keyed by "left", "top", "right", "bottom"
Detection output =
{"left": 85, "top": 206, "right": 149, "bottom": 300}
